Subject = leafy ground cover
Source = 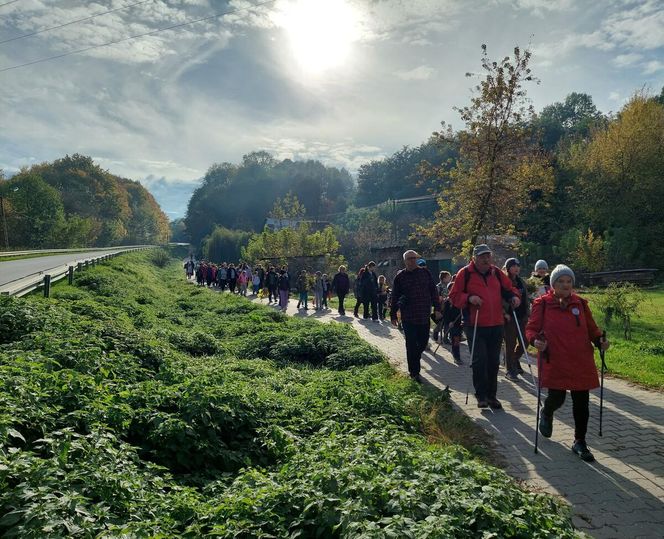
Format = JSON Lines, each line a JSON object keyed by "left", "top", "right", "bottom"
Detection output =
{"left": 0, "top": 251, "right": 583, "bottom": 537}
{"left": 584, "top": 287, "right": 664, "bottom": 389}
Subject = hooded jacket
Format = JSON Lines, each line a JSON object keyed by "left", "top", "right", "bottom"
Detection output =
{"left": 525, "top": 291, "right": 601, "bottom": 391}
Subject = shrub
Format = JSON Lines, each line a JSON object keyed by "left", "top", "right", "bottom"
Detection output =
{"left": 591, "top": 282, "right": 646, "bottom": 339}
{"left": 0, "top": 296, "right": 48, "bottom": 344}
{"left": 150, "top": 248, "right": 171, "bottom": 268}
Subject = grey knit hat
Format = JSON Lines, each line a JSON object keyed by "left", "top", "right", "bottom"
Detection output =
{"left": 550, "top": 264, "right": 575, "bottom": 286}
{"left": 505, "top": 257, "right": 520, "bottom": 271}
{"left": 534, "top": 259, "right": 549, "bottom": 271}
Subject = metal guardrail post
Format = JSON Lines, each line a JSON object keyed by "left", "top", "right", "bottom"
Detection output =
{"left": 43, "top": 274, "right": 51, "bottom": 298}
{"left": 68, "top": 266, "right": 74, "bottom": 285}
{"left": 78, "top": 262, "right": 83, "bottom": 272}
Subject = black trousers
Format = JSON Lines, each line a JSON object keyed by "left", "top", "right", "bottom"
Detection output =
{"left": 543, "top": 389, "right": 590, "bottom": 441}
{"left": 337, "top": 293, "right": 346, "bottom": 314}
{"left": 402, "top": 322, "right": 430, "bottom": 376}
{"left": 363, "top": 294, "right": 377, "bottom": 320}
{"left": 268, "top": 286, "right": 277, "bottom": 302}
{"left": 464, "top": 325, "right": 503, "bottom": 401}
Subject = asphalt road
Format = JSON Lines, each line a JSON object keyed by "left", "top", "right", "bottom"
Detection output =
{"left": 0, "top": 249, "right": 129, "bottom": 287}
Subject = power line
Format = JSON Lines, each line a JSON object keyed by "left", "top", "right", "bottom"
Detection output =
{"left": 0, "top": 1, "right": 20, "bottom": 9}
{"left": 0, "top": 0, "right": 153, "bottom": 45}
{"left": 0, "top": 0, "right": 277, "bottom": 73}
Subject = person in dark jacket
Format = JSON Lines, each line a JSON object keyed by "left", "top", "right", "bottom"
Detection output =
{"left": 360, "top": 261, "right": 379, "bottom": 320}
{"left": 390, "top": 250, "right": 442, "bottom": 383}
{"left": 526, "top": 264, "right": 609, "bottom": 462}
{"left": 266, "top": 266, "right": 278, "bottom": 303}
{"left": 449, "top": 244, "right": 521, "bottom": 409}
{"left": 502, "top": 258, "right": 530, "bottom": 381}
{"left": 277, "top": 268, "right": 290, "bottom": 311}
{"left": 353, "top": 267, "right": 365, "bottom": 317}
{"left": 331, "top": 265, "right": 350, "bottom": 315}
{"left": 442, "top": 282, "right": 463, "bottom": 364}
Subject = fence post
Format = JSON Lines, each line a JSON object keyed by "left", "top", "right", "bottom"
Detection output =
{"left": 68, "top": 266, "right": 74, "bottom": 285}
{"left": 77, "top": 262, "right": 83, "bottom": 272}
{"left": 43, "top": 274, "right": 51, "bottom": 298}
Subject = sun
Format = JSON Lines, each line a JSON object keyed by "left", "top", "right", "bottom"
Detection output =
{"left": 274, "top": 0, "right": 361, "bottom": 75}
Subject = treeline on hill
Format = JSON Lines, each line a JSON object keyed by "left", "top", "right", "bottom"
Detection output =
{"left": 184, "top": 85, "right": 664, "bottom": 272}
{"left": 0, "top": 154, "right": 169, "bottom": 249}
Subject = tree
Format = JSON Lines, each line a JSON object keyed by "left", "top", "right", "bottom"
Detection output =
{"left": 571, "top": 94, "right": 664, "bottom": 267}
{"left": 269, "top": 192, "right": 306, "bottom": 219}
{"left": 202, "top": 226, "right": 252, "bottom": 262}
{"left": 423, "top": 45, "right": 554, "bottom": 252}
{"left": 241, "top": 223, "right": 345, "bottom": 275}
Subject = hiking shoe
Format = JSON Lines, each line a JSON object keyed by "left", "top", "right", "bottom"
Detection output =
{"left": 539, "top": 413, "right": 553, "bottom": 438}
{"left": 453, "top": 357, "right": 463, "bottom": 365}
{"left": 517, "top": 366, "right": 525, "bottom": 375}
{"left": 572, "top": 440, "right": 595, "bottom": 462}
{"left": 505, "top": 371, "right": 520, "bottom": 382}
{"left": 410, "top": 374, "right": 423, "bottom": 384}
{"left": 488, "top": 398, "right": 502, "bottom": 410}
{"left": 477, "top": 399, "right": 489, "bottom": 408}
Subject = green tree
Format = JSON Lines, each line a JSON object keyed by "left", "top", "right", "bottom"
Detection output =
{"left": 242, "top": 223, "right": 345, "bottom": 274}
{"left": 424, "top": 44, "right": 554, "bottom": 252}
{"left": 572, "top": 94, "right": 664, "bottom": 268}
{"left": 269, "top": 192, "right": 306, "bottom": 219}
{"left": 202, "top": 226, "right": 252, "bottom": 262}
{"left": 0, "top": 174, "right": 66, "bottom": 248}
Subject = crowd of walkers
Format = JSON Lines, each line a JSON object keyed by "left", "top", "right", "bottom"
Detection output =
{"left": 185, "top": 245, "right": 609, "bottom": 463}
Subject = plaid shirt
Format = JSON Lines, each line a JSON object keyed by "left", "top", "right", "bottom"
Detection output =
{"left": 390, "top": 267, "right": 441, "bottom": 324}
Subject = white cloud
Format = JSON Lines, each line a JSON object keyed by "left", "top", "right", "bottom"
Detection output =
{"left": 395, "top": 65, "right": 436, "bottom": 80}
{"left": 494, "top": 0, "right": 574, "bottom": 16}
{"left": 643, "top": 60, "right": 664, "bottom": 74}
{"left": 613, "top": 53, "right": 643, "bottom": 67}
{"left": 603, "top": 0, "right": 664, "bottom": 50}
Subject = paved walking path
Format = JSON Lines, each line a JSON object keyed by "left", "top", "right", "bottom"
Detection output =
{"left": 260, "top": 298, "right": 664, "bottom": 539}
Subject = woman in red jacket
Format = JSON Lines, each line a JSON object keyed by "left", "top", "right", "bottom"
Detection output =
{"left": 525, "top": 264, "right": 609, "bottom": 462}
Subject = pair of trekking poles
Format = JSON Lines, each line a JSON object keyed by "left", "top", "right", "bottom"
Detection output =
{"left": 461, "top": 307, "right": 608, "bottom": 454}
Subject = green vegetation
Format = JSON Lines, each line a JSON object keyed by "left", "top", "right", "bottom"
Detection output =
{"left": 0, "top": 154, "right": 169, "bottom": 249}
{"left": 0, "top": 251, "right": 581, "bottom": 537}
{"left": 585, "top": 286, "right": 664, "bottom": 389}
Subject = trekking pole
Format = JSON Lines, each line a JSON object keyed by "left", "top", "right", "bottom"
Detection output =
{"left": 512, "top": 307, "right": 536, "bottom": 387}
{"left": 534, "top": 332, "right": 546, "bottom": 454}
{"left": 432, "top": 317, "right": 445, "bottom": 355}
{"left": 464, "top": 308, "right": 480, "bottom": 405}
{"left": 599, "top": 330, "right": 607, "bottom": 437}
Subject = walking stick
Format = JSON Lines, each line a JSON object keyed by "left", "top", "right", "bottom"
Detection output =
{"left": 534, "top": 332, "right": 546, "bottom": 454}
{"left": 512, "top": 307, "right": 536, "bottom": 387}
{"left": 464, "top": 308, "right": 480, "bottom": 405}
{"left": 599, "top": 330, "right": 607, "bottom": 437}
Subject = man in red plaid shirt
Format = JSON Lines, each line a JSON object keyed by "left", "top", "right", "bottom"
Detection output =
{"left": 390, "top": 250, "right": 442, "bottom": 383}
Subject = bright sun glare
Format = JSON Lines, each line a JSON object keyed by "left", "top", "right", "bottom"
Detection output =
{"left": 276, "top": 0, "right": 361, "bottom": 75}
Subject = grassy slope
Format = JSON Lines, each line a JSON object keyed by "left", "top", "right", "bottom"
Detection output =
{"left": 0, "top": 251, "right": 582, "bottom": 538}
{"left": 584, "top": 287, "right": 664, "bottom": 389}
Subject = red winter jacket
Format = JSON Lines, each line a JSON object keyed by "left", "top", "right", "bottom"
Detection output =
{"left": 449, "top": 262, "right": 521, "bottom": 327}
{"left": 525, "top": 291, "right": 601, "bottom": 391}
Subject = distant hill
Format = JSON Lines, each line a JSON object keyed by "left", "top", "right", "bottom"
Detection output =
{"left": 0, "top": 154, "right": 169, "bottom": 249}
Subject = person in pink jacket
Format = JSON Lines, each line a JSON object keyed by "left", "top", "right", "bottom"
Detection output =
{"left": 526, "top": 264, "right": 609, "bottom": 462}
{"left": 449, "top": 244, "right": 521, "bottom": 409}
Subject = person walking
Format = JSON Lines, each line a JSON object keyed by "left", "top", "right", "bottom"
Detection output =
{"left": 502, "top": 258, "right": 530, "bottom": 382}
{"left": 526, "top": 264, "right": 609, "bottom": 462}
{"left": 449, "top": 244, "right": 521, "bottom": 409}
{"left": 377, "top": 275, "right": 389, "bottom": 320}
{"left": 331, "top": 265, "right": 350, "bottom": 315}
{"left": 361, "top": 261, "right": 379, "bottom": 320}
{"left": 296, "top": 270, "right": 310, "bottom": 310}
{"left": 390, "top": 250, "right": 442, "bottom": 383}
{"left": 353, "top": 267, "right": 365, "bottom": 317}
{"left": 266, "top": 266, "right": 278, "bottom": 303}
{"left": 277, "top": 269, "right": 290, "bottom": 311}
{"left": 531, "top": 259, "right": 551, "bottom": 298}
{"left": 313, "top": 271, "right": 324, "bottom": 310}
{"left": 217, "top": 263, "right": 228, "bottom": 292}
{"left": 433, "top": 271, "right": 452, "bottom": 342}
{"left": 321, "top": 273, "right": 330, "bottom": 309}
{"left": 227, "top": 264, "right": 237, "bottom": 293}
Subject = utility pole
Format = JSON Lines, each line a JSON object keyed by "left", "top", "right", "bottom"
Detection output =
{"left": 0, "top": 196, "right": 8, "bottom": 250}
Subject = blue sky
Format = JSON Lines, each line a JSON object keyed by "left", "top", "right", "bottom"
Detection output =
{"left": 1, "top": 0, "right": 662, "bottom": 218}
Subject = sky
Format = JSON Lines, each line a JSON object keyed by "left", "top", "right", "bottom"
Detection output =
{"left": 1, "top": 0, "right": 663, "bottom": 218}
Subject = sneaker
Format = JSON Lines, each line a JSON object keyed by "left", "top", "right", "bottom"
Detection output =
{"left": 539, "top": 413, "right": 553, "bottom": 438}
{"left": 488, "top": 398, "right": 502, "bottom": 410}
{"left": 477, "top": 399, "right": 489, "bottom": 408}
{"left": 505, "top": 371, "right": 520, "bottom": 382}
{"left": 572, "top": 440, "right": 595, "bottom": 462}
{"left": 517, "top": 366, "right": 525, "bottom": 375}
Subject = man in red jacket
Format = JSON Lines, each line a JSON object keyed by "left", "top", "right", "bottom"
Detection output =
{"left": 449, "top": 244, "right": 521, "bottom": 409}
